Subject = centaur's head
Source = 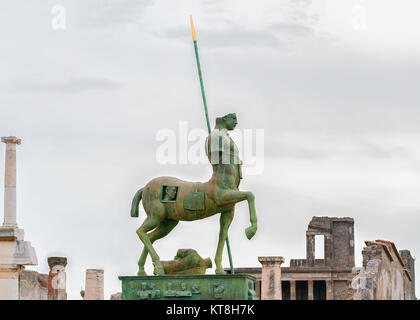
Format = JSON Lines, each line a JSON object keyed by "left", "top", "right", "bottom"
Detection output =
{"left": 215, "top": 113, "right": 237, "bottom": 131}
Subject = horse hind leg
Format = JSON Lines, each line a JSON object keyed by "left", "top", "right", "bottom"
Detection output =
{"left": 136, "top": 216, "right": 165, "bottom": 275}
{"left": 137, "top": 219, "right": 179, "bottom": 275}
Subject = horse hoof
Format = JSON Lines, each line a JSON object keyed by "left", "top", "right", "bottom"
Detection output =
{"left": 153, "top": 263, "right": 165, "bottom": 276}
{"left": 215, "top": 268, "right": 226, "bottom": 275}
{"left": 137, "top": 270, "right": 147, "bottom": 276}
{"left": 245, "top": 226, "right": 257, "bottom": 240}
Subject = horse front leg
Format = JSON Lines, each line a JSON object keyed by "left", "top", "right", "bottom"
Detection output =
{"left": 216, "top": 190, "right": 258, "bottom": 240}
{"left": 244, "top": 192, "right": 257, "bottom": 240}
{"left": 215, "top": 209, "right": 234, "bottom": 274}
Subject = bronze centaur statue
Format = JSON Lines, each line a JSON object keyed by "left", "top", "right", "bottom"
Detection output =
{"left": 130, "top": 113, "right": 257, "bottom": 275}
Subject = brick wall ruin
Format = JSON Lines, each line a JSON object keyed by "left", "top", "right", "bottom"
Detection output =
{"left": 19, "top": 271, "right": 48, "bottom": 300}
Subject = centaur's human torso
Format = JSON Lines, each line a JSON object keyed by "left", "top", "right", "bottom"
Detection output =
{"left": 142, "top": 127, "right": 242, "bottom": 221}
{"left": 205, "top": 127, "right": 242, "bottom": 189}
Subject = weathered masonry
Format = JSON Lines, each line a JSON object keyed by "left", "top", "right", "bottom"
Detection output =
{"left": 281, "top": 217, "right": 355, "bottom": 300}
{"left": 352, "top": 240, "right": 415, "bottom": 300}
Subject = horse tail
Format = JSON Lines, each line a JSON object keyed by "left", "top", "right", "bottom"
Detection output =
{"left": 130, "top": 187, "right": 143, "bottom": 218}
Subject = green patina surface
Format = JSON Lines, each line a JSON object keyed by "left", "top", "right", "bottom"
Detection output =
{"left": 130, "top": 113, "right": 257, "bottom": 277}
{"left": 119, "top": 274, "right": 258, "bottom": 300}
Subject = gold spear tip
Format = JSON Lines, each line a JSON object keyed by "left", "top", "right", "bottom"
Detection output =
{"left": 190, "top": 15, "right": 197, "bottom": 41}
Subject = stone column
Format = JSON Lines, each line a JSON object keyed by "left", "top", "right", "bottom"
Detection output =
{"left": 47, "top": 257, "right": 67, "bottom": 300}
{"left": 324, "top": 234, "right": 333, "bottom": 267}
{"left": 1, "top": 136, "right": 21, "bottom": 227}
{"left": 308, "top": 280, "right": 314, "bottom": 300}
{"left": 290, "top": 280, "right": 296, "bottom": 300}
{"left": 326, "top": 280, "right": 333, "bottom": 300}
{"left": 306, "top": 232, "right": 315, "bottom": 266}
{"left": 0, "top": 136, "right": 37, "bottom": 300}
{"left": 84, "top": 269, "right": 104, "bottom": 300}
{"left": 258, "top": 256, "right": 284, "bottom": 300}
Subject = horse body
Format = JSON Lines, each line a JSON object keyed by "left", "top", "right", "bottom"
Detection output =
{"left": 141, "top": 176, "right": 221, "bottom": 222}
{"left": 141, "top": 165, "right": 241, "bottom": 222}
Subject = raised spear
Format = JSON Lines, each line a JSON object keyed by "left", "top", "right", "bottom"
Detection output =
{"left": 189, "top": 16, "right": 235, "bottom": 274}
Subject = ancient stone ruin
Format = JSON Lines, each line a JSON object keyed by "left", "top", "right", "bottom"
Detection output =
{"left": 230, "top": 217, "right": 415, "bottom": 300}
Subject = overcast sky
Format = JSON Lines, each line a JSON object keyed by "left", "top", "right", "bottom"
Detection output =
{"left": 1, "top": 0, "right": 419, "bottom": 299}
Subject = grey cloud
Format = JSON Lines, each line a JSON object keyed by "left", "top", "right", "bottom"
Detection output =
{"left": 158, "top": 4, "right": 319, "bottom": 49}
{"left": 74, "top": 0, "right": 154, "bottom": 27}
{"left": 201, "top": 0, "right": 231, "bottom": 17}
{"left": 357, "top": 140, "right": 412, "bottom": 159}
{"left": 290, "top": 0, "right": 319, "bottom": 24}
{"left": 270, "top": 0, "right": 319, "bottom": 38}
{"left": 203, "top": 16, "right": 235, "bottom": 26}
{"left": 162, "top": 26, "right": 283, "bottom": 48}
{"left": 6, "top": 77, "right": 121, "bottom": 93}
{"left": 270, "top": 23, "right": 314, "bottom": 38}
{"left": 264, "top": 135, "right": 417, "bottom": 160}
